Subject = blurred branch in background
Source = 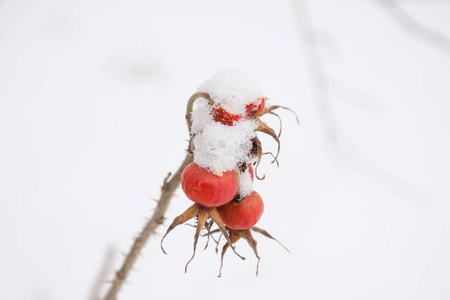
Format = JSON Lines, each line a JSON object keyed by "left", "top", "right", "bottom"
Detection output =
{"left": 379, "top": 0, "right": 450, "bottom": 58}
{"left": 339, "top": 133, "right": 431, "bottom": 206}
{"left": 329, "top": 77, "right": 384, "bottom": 112}
{"left": 290, "top": 0, "right": 431, "bottom": 204}
{"left": 89, "top": 247, "right": 116, "bottom": 300}
{"left": 290, "top": 0, "right": 338, "bottom": 146}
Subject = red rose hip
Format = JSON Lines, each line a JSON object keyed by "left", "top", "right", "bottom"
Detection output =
{"left": 217, "top": 191, "right": 264, "bottom": 230}
{"left": 181, "top": 162, "right": 238, "bottom": 207}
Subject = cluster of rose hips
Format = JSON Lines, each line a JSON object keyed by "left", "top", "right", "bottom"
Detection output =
{"left": 161, "top": 92, "right": 296, "bottom": 276}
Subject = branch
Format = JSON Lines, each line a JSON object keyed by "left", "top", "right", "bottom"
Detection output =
{"left": 102, "top": 153, "right": 193, "bottom": 300}
{"left": 380, "top": 0, "right": 450, "bottom": 58}
{"left": 290, "top": 0, "right": 339, "bottom": 145}
{"left": 290, "top": 0, "right": 430, "bottom": 205}
{"left": 89, "top": 246, "right": 116, "bottom": 300}
{"left": 101, "top": 92, "right": 208, "bottom": 300}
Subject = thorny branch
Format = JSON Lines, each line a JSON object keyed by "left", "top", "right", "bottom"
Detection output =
{"left": 102, "top": 154, "right": 192, "bottom": 300}
{"left": 101, "top": 94, "right": 201, "bottom": 300}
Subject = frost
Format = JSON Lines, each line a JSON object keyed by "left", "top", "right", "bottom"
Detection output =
{"left": 197, "top": 69, "right": 265, "bottom": 115}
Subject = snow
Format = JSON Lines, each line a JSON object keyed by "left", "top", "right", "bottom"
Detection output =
{"left": 197, "top": 69, "right": 265, "bottom": 115}
{"left": 189, "top": 98, "right": 213, "bottom": 135}
{"left": 191, "top": 70, "right": 260, "bottom": 173}
{"left": 192, "top": 117, "right": 258, "bottom": 172}
{"left": 190, "top": 70, "right": 260, "bottom": 197}
{"left": 238, "top": 167, "right": 254, "bottom": 198}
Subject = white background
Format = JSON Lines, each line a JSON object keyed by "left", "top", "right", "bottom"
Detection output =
{"left": 1, "top": 1, "right": 450, "bottom": 299}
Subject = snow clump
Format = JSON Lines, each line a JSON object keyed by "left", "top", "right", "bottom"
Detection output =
{"left": 190, "top": 69, "right": 264, "bottom": 175}
{"left": 238, "top": 167, "right": 254, "bottom": 198}
{"left": 197, "top": 69, "right": 265, "bottom": 115}
{"left": 192, "top": 119, "right": 258, "bottom": 172}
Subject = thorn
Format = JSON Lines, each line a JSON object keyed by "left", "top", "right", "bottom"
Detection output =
{"left": 115, "top": 270, "right": 125, "bottom": 280}
{"left": 155, "top": 216, "right": 165, "bottom": 225}
{"left": 162, "top": 172, "right": 172, "bottom": 191}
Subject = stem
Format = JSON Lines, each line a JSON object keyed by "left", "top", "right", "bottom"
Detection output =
{"left": 101, "top": 93, "right": 203, "bottom": 300}
{"left": 103, "top": 154, "right": 193, "bottom": 300}
{"left": 185, "top": 92, "right": 210, "bottom": 130}
{"left": 89, "top": 247, "right": 116, "bottom": 300}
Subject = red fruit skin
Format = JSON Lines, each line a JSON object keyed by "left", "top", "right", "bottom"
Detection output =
{"left": 181, "top": 162, "right": 238, "bottom": 207}
{"left": 217, "top": 191, "right": 264, "bottom": 230}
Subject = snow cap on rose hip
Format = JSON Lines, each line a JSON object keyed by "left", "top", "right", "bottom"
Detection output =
{"left": 197, "top": 69, "right": 266, "bottom": 115}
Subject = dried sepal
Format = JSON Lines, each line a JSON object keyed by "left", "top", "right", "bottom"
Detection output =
{"left": 218, "top": 229, "right": 242, "bottom": 277}
{"left": 218, "top": 229, "right": 261, "bottom": 277}
{"left": 266, "top": 105, "right": 300, "bottom": 141}
{"left": 267, "top": 111, "right": 283, "bottom": 138}
{"left": 255, "top": 105, "right": 300, "bottom": 126}
{"left": 255, "top": 118, "right": 281, "bottom": 165}
{"left": 262, "top": 151, "right": 280, "bottom": 168}
{"left": 161, "top": 204, "right": 199, "bottom": 254}
{"left": 248, "top": 103, "right": 299, "bottom": 179}
{"left": 185, "top": 209, "right": 209, "bottom": 272}
{"left": 215, "top": 231, "right": 223, "bottom": 254}
{"left": 251, "top": 226, "right": 290, "bottom": 253}
{"left": 202, "top": 220, "right": 215, "bottom": 250}
{"left": 242, "top": 230, "right": 261, "bottom": 276}
{"left": 199, "top": 226, "right": 223, "bottom": 253}
{"left": 161, "top": 204, "right": 245, "bottom": 273}
{"left": 205, "top": 227, "right": 223, "bottom": 254}
{"left": 217, "top": 226, "right": 290, "bottom": 277}
{"left": 209, "top": 208, "right": 246, "bottom": 261}
{"left": 251, "top": 136, "right": 265, "bottom": 180}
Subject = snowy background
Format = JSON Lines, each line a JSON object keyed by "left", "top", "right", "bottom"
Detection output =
{"left": 1, "top": 0, "right": 450, "bottom": 299}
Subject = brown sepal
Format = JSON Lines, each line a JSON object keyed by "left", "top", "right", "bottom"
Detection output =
{"left": 185, "top": 209, "right": 209, "bottom": 272}
{"left": 255, "top": 117, "right": 281, "bottom": 166}
{"left": 251, "top": 136, "right": 265, "bottom": 180}
{"left": 218, "top": 229, "right": 242, "bottom": 277}
{"left": 251, "top": 226, "right": 290, "bottom": 253}
{"left": 160, "top": 204, "right": 199, "bottom": 254}
{"left": 209, "top": 208, "right": 246, "bottom": 261}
